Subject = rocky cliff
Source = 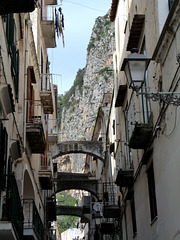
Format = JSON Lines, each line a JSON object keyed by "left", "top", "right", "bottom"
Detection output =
{"left": 58, "top": 11, "right": 115, "bottom": 173}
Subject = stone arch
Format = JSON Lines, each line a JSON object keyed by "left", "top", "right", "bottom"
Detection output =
{"left": 52, "top": 141, "right": 104, "bottom": 162}
{"left": 56, "top": 206, "right": 90, "bottom": 222}
{"left": 55, "top": 184, "right": 98, "bottom": 199}
{"left": 55, "top": 172, "right": 99, "bottom": 199}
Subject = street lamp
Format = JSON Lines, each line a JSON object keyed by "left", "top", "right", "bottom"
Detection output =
{"left": 121, "top": 48, "right": 151, "bottom": 92}
{"left": 121, "top": 49, "right": 180, "bottom": 106}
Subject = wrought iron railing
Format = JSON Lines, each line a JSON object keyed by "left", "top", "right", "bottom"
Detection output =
{"left": 40, "top": 152, "right": 53, "bottom": 174}
{"left": 40, "top": 153, "right": 50, "bottom": 170}
{"left": 26, "top": 100, "right": 46, "bottom": 138}
{"left": 23, "top": 199, "right": 44, "bottom": 240}
{"left": 41, "top": 5, "right": 55, "bottom": 21}
{"left": 40, "top": 73, "right": 53, "bottom": 92}
{"left": 2, "top": 174, "right": 23, "bottom": 240}
{"left": 47, "top": 118, "right": 59, "bottom": 135}
{"left": 103, "top": 182, "right": 119, "bottom": 206}
{"left": 26, "top": 100, "right": 42, "bottom": 123}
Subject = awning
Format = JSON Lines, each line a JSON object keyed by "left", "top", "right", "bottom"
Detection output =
{"left": 0, "top": 0, "right": 37, "bottom": 14}
{"left": 115, "top": 84, "right": 127, "bottom": 107}
{"left": 127, "top": 15, "right": 145, "bottom": 51}
{"left": 110, "top": 0, "right": 118, "bottom": 22}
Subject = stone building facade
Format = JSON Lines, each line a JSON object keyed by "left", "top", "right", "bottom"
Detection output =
{"left": 0, "top": 1, "right": 58, "bottom": 239}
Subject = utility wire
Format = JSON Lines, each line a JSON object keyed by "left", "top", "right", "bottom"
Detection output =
{"left": 61, "top": 0, "right": 107, "bottom": 13}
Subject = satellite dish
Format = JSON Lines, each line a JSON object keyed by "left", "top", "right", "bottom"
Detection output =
{"left": 93, "top": 202, "right": 101, "bottom": 212}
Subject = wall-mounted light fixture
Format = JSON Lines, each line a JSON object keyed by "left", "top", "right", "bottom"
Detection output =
{"left": 121, "top": 48, "right": 180, "bottom": 106}
{"left": 121, "top": 48, "right": 151, "bottom": 92}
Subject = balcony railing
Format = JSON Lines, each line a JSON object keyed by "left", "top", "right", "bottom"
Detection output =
{"left": 44, "top": 0, "right": 57, "bottom": 5}
{"left": 103, "top": 182, "right": 119, "bottom": 205}
{"left": 47, "top": 118, "right": 58, "bottom": 143}
{"left": 23, "top": 199, "right": 44, "bottom": 240}
{"left": 40, "top": 74, "right": 55, "bottom": 114}
{"left": 102, "top": 183, "right": 121, "bottom": 218}
{"left": 39, "top": 153, "right": 53, "bottom": 190}
{"left": 2, "top": 174, "right": 23, "bottom": 240}
{"left": 41, "top": 6, "right": 56, "bottom": 48}
{"left": 127, "top": 94, "right": 153, "bottom": 149}
{"left": 26, "top": 100, "right": 46, "bottom": 153}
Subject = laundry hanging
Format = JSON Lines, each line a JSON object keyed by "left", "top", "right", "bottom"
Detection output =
{"left": 55, "top": 7, "right": 65, "bottom": 47}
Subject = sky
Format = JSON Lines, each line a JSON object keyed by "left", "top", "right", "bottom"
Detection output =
{"left": 48, "top": 0, "right": 112, "bottom": 95}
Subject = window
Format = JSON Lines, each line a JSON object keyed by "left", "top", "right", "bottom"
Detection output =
{"left": 3, "top": 14, "right": 19, "bottom": 99}
{"left": 140, "top": 39, "right": 152, "bottom": 124}
{"left": 124, "top": 104, "right": 132, "bottom": 168}
{"left": 41, "top": 49, "right": 43, "bottom": 90}
{"left": 131, "top": 196, "right": 137, "bottom": 235}
{"left": 112, "top": 119, "right": 115, "bottom": 135}
{"left": 147, "top": 162, "right": 157, "bottom": 221}
{"left": 26, "top": 67, "right": 35, "bottom": 123}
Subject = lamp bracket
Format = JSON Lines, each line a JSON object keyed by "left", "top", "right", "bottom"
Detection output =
{"left": 137, "top": 92, "right": 180, "bottom": 106}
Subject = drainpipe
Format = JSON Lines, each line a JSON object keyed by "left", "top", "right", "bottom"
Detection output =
{"left": 107, "top": 146, "right": 114, "bottom": 202}
{"left": 23, "top": 18, "right": 32, "bottom": 149}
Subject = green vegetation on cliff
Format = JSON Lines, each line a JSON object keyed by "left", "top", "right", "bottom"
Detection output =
{"left": 56, "top": 191, "right": 79, "bottom": 233}
{"left": 87, "top": 12, "right": 112, "bottom": 54}
{"left": 58, "top": 68, "right": 85, "bottom": 126}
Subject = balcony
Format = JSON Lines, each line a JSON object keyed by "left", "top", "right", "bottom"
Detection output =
{"left": 100, "top": 222, "right": 115, "bottom": 235}
{"left": 0, "top": 0, "right": 37, "bottom": 14}
{"left": 115, "top": 169, "right": 134, "bottom": 188}
{"left": 38, "top": 153, "right": 53, "bottom": 190}
{"left": 23, "top": 199, "right": 44, "bottom": 240}
{"left": 40, "top": 74, "right": 55, "bottom": 114}
{"left": 47, "top": 118, "right": 58, "bottom": 143}
{"left": 127, "top": 93, "right": 153, "bottom": 149}
{"left": 129, "top": 123, "right": 153, "bottom": 149}
{"left": 0, "top": 174, "right": 23, "bottom": 240}
{"left": 26, "top": 100, "right": 46, "bottom": 154}
{"left": 41, "top": 6, "right": 56, "bottom": 48}
{"left": 44, "top": 0, "right": 57, "bottom": 5}
{"left": 103, "top": 183, "right": 120, "bottom": 218}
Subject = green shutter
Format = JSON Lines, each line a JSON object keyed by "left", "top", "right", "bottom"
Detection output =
{"left": 3, "top": 128, "right": 8, "bottom": 175}
{"left": 15, "top": 49, "right": 19, "bottom": 99}
{"left": 0, "top": 120, "right": 3, "bottom": 174}
{"left": 169, "top": 0, "right": 174, "bottom": 9}
{"left": 0, "top": 121, "right": 6, "bottom": 190}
